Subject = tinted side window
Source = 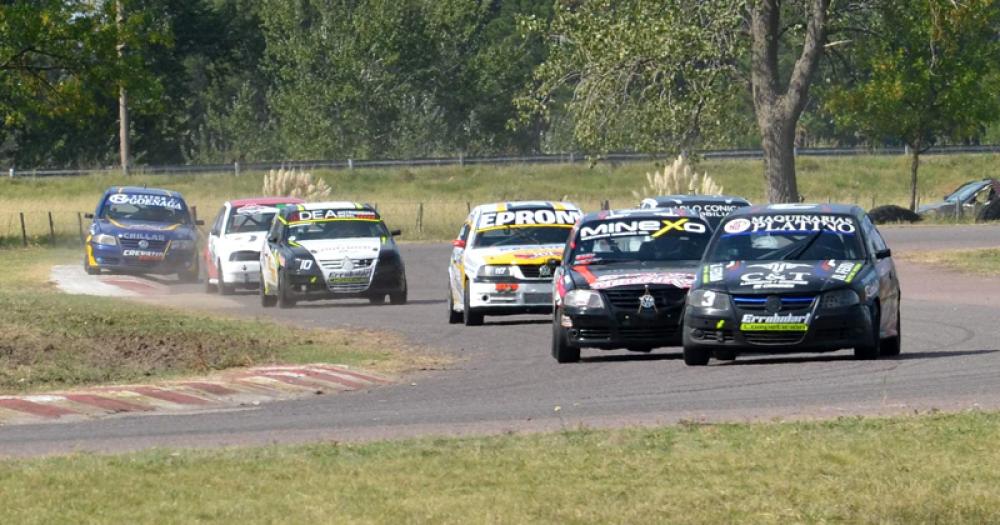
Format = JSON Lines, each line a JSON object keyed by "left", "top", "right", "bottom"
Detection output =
{"left": 860, "top": 215, "right": 886, "bottom": 256}
{"left": 211, "top": 207, "right": 226, "bottom": 236}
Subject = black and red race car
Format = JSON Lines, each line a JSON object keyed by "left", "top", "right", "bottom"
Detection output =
{"left": 550, "top": 208, "right": 712, "bottom": 363}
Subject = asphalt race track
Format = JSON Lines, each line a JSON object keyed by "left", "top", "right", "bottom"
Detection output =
{"left": 4, "top": 225, "right": 1000, "bottom": 456}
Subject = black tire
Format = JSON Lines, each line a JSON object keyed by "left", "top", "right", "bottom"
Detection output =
{"left": 976, "top": 199, "right": 1000, "bottom": 222}
{"left": 216, "top": 260, "right": 234, "bottom": 295}
{"left": 463, "top": 283, "right": 484, "bottom": 326}
{"left": 368, "top": 293, "right": 386, "bottom": 305}
{"left": 881, "top": 306, "right": 902, "bottom": 357}
{"left": 854, "top": 306, "right": 881, "bottom": 360}
{"left": 260, "top": 273, "right": 277, "bottom": 308}
{"left": 552, "top": 309, "right": 580, "bottom": 363}
{"left": 84, "top": 259, "right": 100, "bottom": 276}
{"left": 682, "top": 330, "right": 711, "bottom": 366}
{"left": 277, "top": 272, "right": 296, "bottom": 309}
{"left": 389, "top": 281, "right": 407, "bottom": 305}
{"left": 178, "top": 261, "right": 199, "bottom": 283}
{"left": 713, "top": 350, "right": 738, "bottom": 361}
{"left": 447, "top": 286, "right": 462, "bottom": 324}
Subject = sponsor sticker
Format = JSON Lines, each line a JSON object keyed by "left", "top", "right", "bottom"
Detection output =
{"left": 294, "top": 209, "right": 378, "bottom": 222}
{"left": 724, "top": 218, "right": 751, "bottom": 234}
{"left": 830, "top": 261, "right": 861, "bottom": 283}
{"left": 708, "top": 264, "right": 724, "bottom": 282}
{"left": 578, "top": 218, "right": 707, "bottom": 241}
{"left": 119, "top": 232, "right": 166, "bottom": 241}
{"left": 686, "top": 203, "right": 742, "bottom": 217}
{"left": 586, "top": 272, "right": 695, "bottom": 290}
{"left": 730, "top": 214, "right": 857, "bottom": 234}
{"left": 739, "top": 262, "right": 813, "bottom": 290}
{"left": 477, "top": 209, "right": 581, "bottom": 230}
{"left": 740, "top": 313, "right": 811, "bottom": 332}
{"left": 122, "top": 249, "right": 165, "bottom": 261}
{"left": 108, "top": 193, "right": 183, "bottom": 210}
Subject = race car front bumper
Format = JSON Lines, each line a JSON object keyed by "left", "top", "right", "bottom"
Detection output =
{"left": 467, "top": 278, "right": 553, "bottom": 315}
{"left": 89, "top": 243, "right": 197, "bottom": 275}
{"left": 683, "top": 302, "right": 873, "bottom": 353}
{"left": 283, "top": 263, "right": 406, "bottom": 301}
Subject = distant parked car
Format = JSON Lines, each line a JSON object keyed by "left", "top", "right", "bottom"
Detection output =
{"left": 639, "top": 195, "right": 751, "bottom": 230}
{"left": 84, "top": 186, "right": 203, "bottom": 281}
{"left": 203, "top": 197, "right": 304, "bottom": 294}
{"left": 917, "top": 179, "right": 1000, "bottom": 221}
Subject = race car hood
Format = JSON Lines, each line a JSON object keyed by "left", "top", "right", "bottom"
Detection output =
{"left": 296, "top": 237, "right": 382, "bottom": 261}
{"left": 93, "top": 218, "right": 196, "bottom": 240}
{"left": 220, "top": 231, "right": 267, "bottom": 252}
{"left": 568, "top": 261, "right": 699, "bottom": 290}
{"left": 466, "top": 244, "right": 565, "bottom": 268}
{"left": 698, "top": 259, "right": 867, "bottom": 294}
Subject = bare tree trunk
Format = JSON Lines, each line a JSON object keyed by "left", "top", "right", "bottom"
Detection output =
{"left": 117, "top": 0, "right": 130, "bottom": 176}
{"left": 909, "top": 146, "right": 920, "bottom": 211}
{"left": 749, "top": 0, "right": 830, "bottom": 204}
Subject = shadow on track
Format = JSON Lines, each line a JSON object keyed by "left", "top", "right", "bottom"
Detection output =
{"left": 291, "top": 298, "right": 446, "bottom": 309}
{"left": 721, "top": 348, "right": 998, "bottom": 366}
{"left": 482, "top": 319, "right": 551, "bottom": 327}
{"left": 581, "top": 351, "right": 683, "bottom": 363}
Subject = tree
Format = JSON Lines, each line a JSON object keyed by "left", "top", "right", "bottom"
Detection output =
{"left": 522, "top": 0, "right": 840, "bottom": 203}
{"left": 827, "top": 0, "right": 1000, "bottom": 211}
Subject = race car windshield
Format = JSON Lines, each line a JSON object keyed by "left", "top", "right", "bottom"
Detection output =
{"left": 287, "top": 219, "right": 388, "bottom": 241}
{"left": 708, "top": 215, "right": 865, "bottom": 262}
{"left": 473, "top": 226, "right": 571, "bottom": 248}
{"left": 569, "top": 226, "right": 710, "bottom": 265}
{"left": 102, "top": 195, "right": 189, "bottom": 224}
{"left": 227, "top": 209, "right": 276, "bottom": 233}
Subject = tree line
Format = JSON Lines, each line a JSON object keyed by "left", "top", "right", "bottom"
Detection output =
{"left": 2, "top": 1, "right": 998, "bottom": 204}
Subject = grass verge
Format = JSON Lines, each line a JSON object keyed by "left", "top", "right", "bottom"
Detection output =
{"left": 901, "top": 248, "right": 1000, "bottom": 276}
{"left": 2, "top": 412, "right": 999, "bottom": 523}
{"left": 0, "top": 248, "right": 438, "bottom": 393}
{"left": 1, "top": 153, "right": 996, "bottom": 242}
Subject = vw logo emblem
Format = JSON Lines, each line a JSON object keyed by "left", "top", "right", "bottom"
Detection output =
{"left": 766, "top": 295, "right": 781, "bottom": 313}
{"left": 138, "top": 239, "right": 149, "bottom": 249}
{"left": 638, "top": 285, "right": 657, "bottom": 312}
{"left": 539, "top": 264, "right": 552, "bottom": 278}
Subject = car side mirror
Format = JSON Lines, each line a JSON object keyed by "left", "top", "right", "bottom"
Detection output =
{"left": 195, "top": 219, "right": 205, "bottom": 226}
{"left": 84, "top": 213, "right": 94, "bottom": 219}
{"left": 452, "top": 239, "right": 466, "bottom": 249}
{"left": 267, "top": 234, "right": 278, "bottom": 243}
{"left": 875, "top": 248, "right": 892, "bottom": 259}
{"left": 390, "top": 229, "right": 402, "bottom": 236}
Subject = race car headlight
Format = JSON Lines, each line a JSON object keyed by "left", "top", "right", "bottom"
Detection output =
{"left": 171, "top": 239, "right": 195, "bottom": 250}
{"left": 688, "top": 289, "right": 730, "bottom": 312}
{"left": 93, "top": 233, "right": 118, "bottom": 246}
{"left": 564, "top": 289, "right": 605, "bottom": 311}
{"left": 477, "top": 265, "right": 511, "bottom": 278}
{"left": 820, "top": 289, "right": 859, "bottom": 309}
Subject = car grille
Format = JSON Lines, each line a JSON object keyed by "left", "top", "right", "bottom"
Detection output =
{"left": 741, "top": 331, "right": 806, "bottom": 345}
{"left": 576, "top": 328, "right": 611, "bottom": 340}
{"left": 119, "top": 238, "right": 168, "bottom": 250}
{"left": 603, "top": 288, "right": 687, "bottom": 309}
{"left": 732, "top": 295, "right": 816, "bottom": 311}
{"left": 523, "top": 292, "right": 552, "bottom": 304}
{"left": 617, "top": 326, "right": 679, "bottom": 340}
{"left": 229, "top": 250, "right": 259, "bottom": 262}
{"left": 320, "top": 258, "right": 375, "bottom": 270}
{"left": 518, "top": 265, "right": 554, "bottom": 280}
{"left": 320, "top": 258, "right": 376, "bottom": 293}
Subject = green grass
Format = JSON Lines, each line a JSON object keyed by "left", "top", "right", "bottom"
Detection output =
{"left": 0, "top": 248, "right": 434, "bottom": 393}
{"left": 1, "top": 154, "right": 995, "bottom": 242}
{"left": 2, "top": 412, "right": 999, "bottom": 523}
{"left": 902, "top": 247, "right": 1000, "bottom": 276}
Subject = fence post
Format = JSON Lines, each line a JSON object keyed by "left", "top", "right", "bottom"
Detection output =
{"left": 8, "top": 167, "right": 13, "bottom": 178}
{"left": 191, "top": 206, "right": 198, "bottom": 223}
{"left": 77, "top": 212, "right": 85, "bottom": 245}
{"left": 466, "top": 202, "right": 471, "bottom": 213}
{"left": 348, "top": 158, "right": 354, "bottom": 170}
{"left": 416, "top": 202, "right": 424, "bottom": 234}
{"left": 19, "top": 212, "right": 27, "bottom": 247}
{"left": 48, "top": 212, "right": 55, "bottom": 245}
{"left": 459, "top": 152, "right": 464, "bottom": 167}
{"left": 234, "top": 161, "right": 240, "bottom": 177}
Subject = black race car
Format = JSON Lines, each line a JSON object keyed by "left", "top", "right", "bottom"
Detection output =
{"left": 639, "top": 194, "right": 751, "bottom": 230}
{"left": 551, "top": 209, "right": 712, "bottom": 363}
{"left": 260, "top": 202, "right": 407, "bottom": 308}
{"left": 682, "top": 203, "right": 901, "bottom": 365}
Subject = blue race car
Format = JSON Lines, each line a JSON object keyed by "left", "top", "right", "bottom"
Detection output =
{"left": 84, "top": 187, "right": 203, "bottom": 281}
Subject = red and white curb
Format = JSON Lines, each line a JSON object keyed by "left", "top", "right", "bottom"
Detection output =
{"left": 0, "top": 364, "right": 390, "bottom": 426}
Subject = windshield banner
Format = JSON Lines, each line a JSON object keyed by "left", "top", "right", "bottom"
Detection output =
{"left": 292, "top": 209, "right": 378, "bottom": 222}
{"left": 724, "top": 215, "right": 856, "bottom": 235}
{"left": 579, "top": 218, "right": 706, "bottom": 241}
{"left": 477, "top": 209, "right": 581, "bottom": 230}
{"left": 107, "top": 194, "right": 183, "bottom": 210}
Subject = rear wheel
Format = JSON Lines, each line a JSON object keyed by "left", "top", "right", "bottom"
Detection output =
{"left": 260, "top": 273, "right": 277, "bottom": 307}
{"left": 277, "top": 272, "right": 296, "bottom": 309}
{"left": 552, "top": 308, "right": 580, "bottom": 363}
{"left": 854, "top": 306, "right": 881, "bottom": 360}
{"left": 880, "top": 305, "right": 902, "bottom": 357}
{"left": 216, "top": 260, "right": 234, "bottom": 295}
{"left": 463, "top": 283, "right": 484, "bottom": 326}
{"left": 389, "top": 280, "right": 407, "bottom": 305}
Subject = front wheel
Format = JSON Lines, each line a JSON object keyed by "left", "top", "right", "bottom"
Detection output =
{"left": 854, "top": 306, "right": 881, "bottom": 360}
{"left": 880, "top": 305, "right": 901, "bottom": 357}
{"left": 84, "top": 259, "right": 100, "bottom": 276}
{"left": 368, "top": 293, "right": 386, "bottom": 305}
{"left": 277, "top": 272, "right": 296, "bottom": 309}
{"left": 389, "top": 281, "right": 407, "bottom": 305}
{"left": 682, "top": 330, "right": 711, "bottom": 366}
{"left": 463, "top": 283, "right": 484, "bottom": 326}
{"left": 447, "top": 285, "right": 462, "bottom": 324}
{"left": 260, "top": 273, "right": 277, "bottom": 307}
{"left": 551, "top": 309, "right": 580, "bottom": 363}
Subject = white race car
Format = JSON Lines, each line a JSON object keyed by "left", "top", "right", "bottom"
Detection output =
{"left": 203, "top": 197, "right": 304, "bottom": 294}
{"left": 448, "top": 201, "right": 582, "bottom": 325}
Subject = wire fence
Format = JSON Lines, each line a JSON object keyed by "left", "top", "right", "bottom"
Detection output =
{"left": 7, "top": 144, "right": 1000, "bottom": 179}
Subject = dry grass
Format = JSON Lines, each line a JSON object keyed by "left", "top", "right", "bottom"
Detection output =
{"left": 900, "top": 247, "right": 1000, "bottom": 276}
{"left": 2, "top": 412, "right": 1000, "bottom": 523}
